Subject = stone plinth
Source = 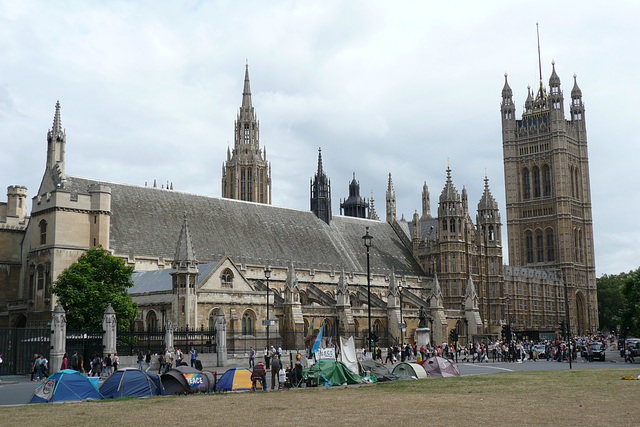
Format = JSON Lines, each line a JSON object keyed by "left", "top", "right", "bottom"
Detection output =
{"left": 415, "top": 327, "right": 430, "bottom": 348}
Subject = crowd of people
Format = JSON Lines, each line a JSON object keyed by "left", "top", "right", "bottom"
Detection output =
{"left": 356, "top": 333, "right": 617, "bottom": 366}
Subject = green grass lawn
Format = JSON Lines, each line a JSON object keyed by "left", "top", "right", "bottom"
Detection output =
{"left": 2, "top": 368, "right": 639, "bottom": 426}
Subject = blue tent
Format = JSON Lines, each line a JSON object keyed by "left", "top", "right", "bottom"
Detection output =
{"left": 99, "top": 368, "right": 165, "bottom": 399}
{"left": 216, "top": 366, "right": 253, "bottom": 392}
{"left": 29, "top": 369, "right": 103, "bottom": 403}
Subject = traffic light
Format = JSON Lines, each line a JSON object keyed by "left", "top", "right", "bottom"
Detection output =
{"left": 559, "top": 321, "right": 566, "bottom": 336}
{"left": 449, "top": 330, "right": 458, "bottom": 342}
{"left": 505, "top": 325, "right": 511, "bottom": 343}
{"left": 501, "top": 326, "right": 506, "bottom": 340}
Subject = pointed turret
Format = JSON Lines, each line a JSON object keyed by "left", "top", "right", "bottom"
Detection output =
{"left": 40, "top": 100, "right": 67, "bottom": 194}
{"left": 501, "top": 73, "right": 513, "bottom": 99}
{"left": 461, "top": 186, "right": 468, "bottom": 214}
{"left": 386, "top": 173, "right": 396, "bottom": 223}
{"left": 477, "top": 173, "right": 502, "bottom": 246}
{"left": 173, "top": 213, "right": 197, "bottom": 264}
{"left": 421, "top": 181, "right": 431, "bottom": 219}
{"left": 570, "top": 74, "right": 585, "bottom": 122}
{"left": 310, "top": 147, "right": 332, "bottom": 224}
{"left": 549, "top": 61, "right": 561, "bottom": 87}
{"left": 340, "top": 172, "right": 367, "bottom": 218}
{"left": 368, "top": 191, "right": 380, "bottom": 221}
{"left": 52, "top": 100, "right": 62, "bottom": 136}
{"left": 524, "top": 85, "right": 533, "bottom": 113}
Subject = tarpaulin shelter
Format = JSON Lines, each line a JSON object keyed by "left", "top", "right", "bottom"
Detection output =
{"left": 216, "top": 366, "right": 253, "bottom": 392}
{"left": 99, "top": 368, "right": 165, "bottom": 398}
{"left": 420, "top": 356, "right": 460, "bottom": 377}
{"left": 162, "top": 366, "right": 216, "bottom": 394}
{"left": 303, "top": 359, "right": 362, "bottom": 386}
{"left": 28, "top": 369, "right": 103, "bottom": 403}
{"left": 338, "top": 336, "right": 359, "bottom": 376}
{"left": 391, "top": 362, "right": 428, "bottom": 379}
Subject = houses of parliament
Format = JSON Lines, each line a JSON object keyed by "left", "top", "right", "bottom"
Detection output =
{"left": 0, "top": 60, "right": 597, "bottom": 347}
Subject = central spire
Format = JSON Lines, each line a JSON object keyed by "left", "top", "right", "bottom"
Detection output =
{"left": 242, "top": 61, "right": 252, "bottom": 109}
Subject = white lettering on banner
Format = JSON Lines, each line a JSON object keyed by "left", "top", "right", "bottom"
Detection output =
{"left": 319, "top": 347, "right": 335, "bottom": 359}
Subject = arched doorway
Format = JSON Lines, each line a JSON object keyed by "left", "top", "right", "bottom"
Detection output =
{"left": 575, "top": 292, "right": 587, "bottom": 335}
{"left": 13, "top": 313, "right": 27, "bottom": 328}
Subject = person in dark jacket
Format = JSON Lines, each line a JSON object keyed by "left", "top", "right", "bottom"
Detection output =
{"left": 251, "top": 362, "right": 267, "bottom": 391}
{"left": 271, "top": 355, "right": 282, "bottom": 389}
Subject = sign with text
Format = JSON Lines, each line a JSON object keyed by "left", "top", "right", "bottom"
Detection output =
{"left": 262, "top": 320, "right": 275, "bottom": 326}
{"left": 319, "top": 347, "right": 335, "bottom": 360}
{"left": 182, "top": 373, "right": 204, "bottom": 390}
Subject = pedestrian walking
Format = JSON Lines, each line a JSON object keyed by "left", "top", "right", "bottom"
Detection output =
{"left": 271, "top": 354, "right": 282, "bottom": 389}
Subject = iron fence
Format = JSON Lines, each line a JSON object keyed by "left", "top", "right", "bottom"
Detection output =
{"left": 0, "top": 327, "right": 50, "bottom": 375}
{"left": 66, "top": 328, "right": 104, "bottom": 369}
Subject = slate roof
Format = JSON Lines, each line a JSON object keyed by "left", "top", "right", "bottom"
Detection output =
{"left": 65, "top": 176, "right": 424, "bottom": 277}
{"left": 129, "top": 263, "right": 217, "bottom": 294}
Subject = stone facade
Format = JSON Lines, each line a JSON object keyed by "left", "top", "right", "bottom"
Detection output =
{"left": 0, "top": 61, "right": 598, "bottom": 347}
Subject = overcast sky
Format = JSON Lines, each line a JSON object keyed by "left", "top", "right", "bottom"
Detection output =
{"left": 1, "top": 1, "right": 638, "bottom": 276}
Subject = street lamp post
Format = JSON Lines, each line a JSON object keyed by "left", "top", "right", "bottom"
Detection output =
{"left": 264, "top": 266, "right": 271, "bottom": 350}
{"left": 362, "top": 227, "right": 373, "bottom": 353}
{"left": 398, "top": 283, "right": 404, "bottom": 345}
{"left": 562, "top": 269, "right": 572, "bottom": 369}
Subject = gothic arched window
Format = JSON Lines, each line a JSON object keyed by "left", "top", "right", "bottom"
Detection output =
{"left": 536, "top": 230, "right": 544, "bottom": 262}
{"left": 242, "top": 311, "right": 254, "bottom": 335}
{"left": 523, "top": 168, "right": 531, "bottom": 200}
{"left": 532, "top": 166, "right": 541, "bottom": 198}
{"left": 542, "top": 164, "right": 552, "bottom": 197}
{"left": 546, "top": 228, "right": 555, "bottom": 262}
{"left": 525, "top": 231, "right": 534, "bottom": 264}
{"left": 39, "top": 220, "right": 47, "bottom": 245}
{"left": 221, "top": 269, "right": 233, "bottom": 288}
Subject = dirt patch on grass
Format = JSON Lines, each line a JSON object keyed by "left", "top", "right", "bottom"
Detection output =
{"left": 1, "top": 369, "right": 639, "bottom": 426}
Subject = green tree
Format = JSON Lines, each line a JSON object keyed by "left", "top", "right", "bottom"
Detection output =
{"left": 620, "top": 268, "right": 640, "bottom": 337}
{"left": 52, "top": 246, "right": 138, "bottom": 330}
{"left": 597, "top": 272, "right": 626, "bottom": 333}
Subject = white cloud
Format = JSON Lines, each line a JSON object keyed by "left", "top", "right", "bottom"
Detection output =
{"left": 1, "top": 0, "right": 639, "bottom": 275}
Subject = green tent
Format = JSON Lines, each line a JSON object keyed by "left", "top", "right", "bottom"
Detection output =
{"left": 303, "top": 359, "right": 362, "bottom": 386}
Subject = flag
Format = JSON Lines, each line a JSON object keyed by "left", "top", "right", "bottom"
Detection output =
{"left": 312, "top": 325, "right": 324, "bottom": 353}
{"left": 308, "top": 318, "right": 314, "bottom": 337}
{"left": 329, "top": 320, "right": 336, "bottom": 337}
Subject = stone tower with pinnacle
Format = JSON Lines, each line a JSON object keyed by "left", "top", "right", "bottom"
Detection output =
{"left": 501, "top": 60, "right": 597, "bottom": 334}
{"left": 222, "top": 63, "right": 272, "bottom": 204}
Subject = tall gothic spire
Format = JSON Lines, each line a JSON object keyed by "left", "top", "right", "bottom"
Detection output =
{"left": 242, "top": 61, "right": 253, "bottom": 109}
{"left": 310, "top": 147, "right": 332, "bottom": 224}
{"left": 386, "top": 173, "right": 396, "bottom": 223}
{"left": 52, "top": 100, "right": 62, "bottom": 136}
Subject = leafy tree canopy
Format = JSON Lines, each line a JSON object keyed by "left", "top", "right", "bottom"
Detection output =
{"left": 52, "top": 246, "right": 138, "bottom": 330}
{"left": 597, "top": 267, "right": 640, "bottom": 337}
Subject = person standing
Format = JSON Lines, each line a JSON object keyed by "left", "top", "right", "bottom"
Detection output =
{"left": 104, "top": 353, "right": 112, "bottom": 376}
{"left": 69, "top": 351, "right": 78, "bottom": 371}
{"left": 190, "top": 347, "right": 197, "bottom": 368}
{"left": 113, "top": 353, "right": 119, "bottom": 371}
{"left": 271, "top": 354, "right": 282, "bottom": 390}
{"left": 249, "top": 347, "right": 255, "bottom": 368}
{"left": 264, "top": 347, "right": 270, "bottom": 370}
{"left": 137, "top": 351, "right": 144, "bottom": 370}
{"left": 145, "top": 350, "right": 151, "bottom": 372}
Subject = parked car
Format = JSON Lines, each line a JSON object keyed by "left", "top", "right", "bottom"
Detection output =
{"left": 589, "top": 342, "right": 605, "bottom": 361}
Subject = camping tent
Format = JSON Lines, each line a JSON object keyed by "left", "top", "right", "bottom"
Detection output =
{"left": 420, "top": 356, "right": 460, "bottom": 378}
{"left": 360, "top": 359, "right": 405, "bottom": 382}
{"left": 391, "top": 362, "right": 428, "bottom": 379}
{"left": 28, "top": 369, "right": 103, "bottom": 403}
{"left": 100, "top": 368, "right": 165, "bottom": 398}
{"left": 162, "top": 366, "right": 216, "bottom": 394}
{"left": 216, "top": 366, "right": 253, "bottom": 392}
{"left": 303, "top": 359, "right": 362, "bottom": 386}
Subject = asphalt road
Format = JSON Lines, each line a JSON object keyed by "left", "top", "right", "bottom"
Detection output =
{"left": 0, "top": 348, "right": 634, "bottom": 406}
